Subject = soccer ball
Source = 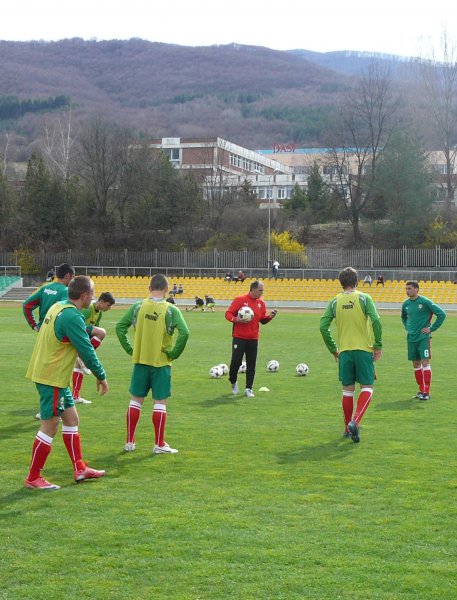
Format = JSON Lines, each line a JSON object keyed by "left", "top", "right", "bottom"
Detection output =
{"left": 267, "top": 360, "right": 279, "bottom": 372}
{"left": 296, "top": 363, "right": 309, "bottom": 376}
{"left": 238, "top": 306, "right": 254, "bottom": 322}
{"left": 238, "top": 361, "right": 247, "bottom": 373}
{"left": 218, "top": 363, "right": 229, "bottom": 375}
{"left": 209, "top": 365, "right": 223, "bottom": 379}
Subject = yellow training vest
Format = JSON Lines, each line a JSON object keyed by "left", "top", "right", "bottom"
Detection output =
{"left": 132, "top": 299, "right": 173, "bottom": 366}
{"left": 26, "top": 303, "right": 78, "bottom": 388}
{"left": 334, "top": 292, "right": 373, "bottom": 352}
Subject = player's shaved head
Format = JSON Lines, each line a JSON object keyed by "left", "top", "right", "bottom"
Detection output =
{"left": 150, "top": 274, "right": 168, "bottom": 291}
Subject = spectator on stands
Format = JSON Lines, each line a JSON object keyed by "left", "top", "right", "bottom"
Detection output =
{"left": 272, "top": 260, "right": 280, "bottom": 279}
{"left": 225, "top": 271, "right": 233, "bottom": 283}
{"left": 363, "top": 274, "right": 372, "bottom": 287}
{"left": 46, "top": 268, "right": 55, "bottom": 283}
{"left": 171, "top": 284, "right": 178, "bottom": 296}
{"left": 376, "top": 275, "right": 385, "bottom": 287}
{"left": 176, "top": 284, "right": 184, "bottom": 295}
{"left": 235, "top": 270, "right": 246, "bottom": 284}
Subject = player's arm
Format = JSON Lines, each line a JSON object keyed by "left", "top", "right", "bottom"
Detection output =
{"left": 56, "top": 309, "right": 107, "bottom": 382}
{"left": 428, "top": 300, "right": 446, "bottom": 332}
{"left": 400, "top": 303, "right": 408, "bottom": 329}
{"left": 319, "top": 302, "right": 338, "bottom": 354}
{"left": 115, "top": 303, "right": 139, "bottom": 355}
{"left": 165, "top": 305, "right": 190, "bottom": 360}
{"left": 225, "top": 298, "right": 243, "bottom": 324}
{"left": 22, "top": 289, "right": 41, "bottom": 330}
{"left": 364, "top": 296, "right": 383, "bottom": 350}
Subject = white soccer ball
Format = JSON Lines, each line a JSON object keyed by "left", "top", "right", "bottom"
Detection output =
{"left": 296, "top": 363, "right": 309, "bottom": 376}
{"left": 267, "top": 359, "right": 279, "bottom": 372}
{"left": 238, "top": 306, "right": 254, "bottom": 322}
{"left": 238, "top": 361, "right": 247, "bottom": 373}
{"left": 209, "top": 365, "right": 224, "bottom": 379}
{"left": 218, "top": 363, "right": 229, "bottom": 375}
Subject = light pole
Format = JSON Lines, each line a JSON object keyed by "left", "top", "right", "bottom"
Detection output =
{"left": 267, "top": 169, "right": 279, "bottom": 271}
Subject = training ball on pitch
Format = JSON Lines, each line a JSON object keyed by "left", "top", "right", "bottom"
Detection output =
{"left": 238, "top": 306, "right": 254, "bottom": 322}
{"left": 218, "top": 363, "right": 229, "bottom": 375}
{"left": 238, "top": 361, "right": 247, "bottom": 373}
{"left": 296, "top": 363, "right": 309, "bottom": 376}
{"left": 267, "top": 359, "right": 280, "bottom": 372}
{"left": 209, "top": 365, "right": 224, "bottom": 379}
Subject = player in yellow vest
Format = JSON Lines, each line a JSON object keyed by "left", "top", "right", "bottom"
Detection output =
{"left": 116, "top": 274, "right": 189, "bottom": 454}
{"left": 24, "top": 276, "right": 109, "bottom": 490}
{"left": 72, "top": 291, "right": 115, "bottom": 404}
{"left": 320, "top": 267, "right": 383, "bottom": 443}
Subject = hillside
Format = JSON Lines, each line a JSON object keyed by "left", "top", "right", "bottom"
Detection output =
{"left": 0, "top": 39, "right": 419, "bottom": 158}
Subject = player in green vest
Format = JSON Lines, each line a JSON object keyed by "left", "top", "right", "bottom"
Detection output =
{"left": 320, "top": 267, "right": 383, "bottom": 443}
{"left": 116, "top": 274, "right": 189, "bottom": 454}
{"left": 401, "top": 280, "right": 446, "bottom": 401}
{"left": 23, "top": 263, "right": 75, "bottom": 331}
{"left": 24, "top": 276, "right": 109, "bottom": 490}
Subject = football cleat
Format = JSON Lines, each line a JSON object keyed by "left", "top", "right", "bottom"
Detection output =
{"left": 124, "top": 442, "right": 136, "bottom": 452}
{"left": 347, "top": 420, "right": 360, "bottom": 443}
{"left": 414, "top": 391, "right": 424, "bottom": 399}
{"left": 74, "top": 397, "right": 92, "bottom": 404}
{"left": 25, "top": 476, "right": 60, "bottom": 490}
{"left": 244, "top": 388, "right": 255, "bottom": 398}
{"left": 231, "top": 382, "right": 239, "bottom": 395}
{"left": 418, "top": 393, "right": 430, "bottom": 401}
{"left": 153, "top": 442, "right": 178, "bottom": 454}
{"left": 74, "top": 466, "right": 106, "bottom": 482}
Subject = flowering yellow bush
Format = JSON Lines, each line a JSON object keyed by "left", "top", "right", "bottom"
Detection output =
{"left": 270, "top": 231, "right": 305, "bottom": 252}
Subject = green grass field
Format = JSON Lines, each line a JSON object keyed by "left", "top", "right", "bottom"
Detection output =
{"left": 1, "top": 305, "right": 456, "bottom": 599}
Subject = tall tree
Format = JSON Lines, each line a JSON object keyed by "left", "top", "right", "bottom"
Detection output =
{"left": 76, "top": 116, "right": 131, "bottom": 236}
{"left": 419, "top": 29, "right": 457, "bottom": 214}
{"left": 325, "top": 60, "right": 398, "bottom": 246}
{"left": 373, "top": 131, "right": 433, "bottom": 245}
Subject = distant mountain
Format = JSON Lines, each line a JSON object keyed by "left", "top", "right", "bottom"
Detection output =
{"left": 0, "top": 39, "right": 421, "bottom": 159}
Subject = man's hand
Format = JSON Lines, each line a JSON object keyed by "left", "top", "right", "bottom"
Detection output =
{"left": 373, "top": 349, "right": 383, "bottom": 361}
{"left": 270, "top": 309, "right": 278, "bottom": 318}
{"left": 96, "top": 379, "right": 109, "bottom": 396}
{"left": 332, "top": 351, "right": 339, "bottom": 362}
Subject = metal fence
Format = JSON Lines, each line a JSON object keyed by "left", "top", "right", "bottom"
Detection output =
{"left": 2, "top": 246, "right": 457, "bottom": 279}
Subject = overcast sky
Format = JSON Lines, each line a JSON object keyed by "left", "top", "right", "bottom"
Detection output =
{"left": 1, "top": 0, "right": 455, "bottom": 58}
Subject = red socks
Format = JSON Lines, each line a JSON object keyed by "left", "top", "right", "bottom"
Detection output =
{"left": 72, "top": 369, "right": 84, "bottom": 400}
{"left": 423, "top": 366, "right": 432, "bottom": 394}
{"left": 414, "top": 367, "right": 425, "bottom": 392}
{"left": 342, "top": 391, "right": 354, "bottom": 431}
{"left": 152, "top": 404, "right": 167, "bottom": 446}
{"left": 27, "top": 432, "right": 53, "bottom": 481}
{"left": 62, "top": 425, "right": 85, "bottom": 472}
{"left": 354, "top": 388, "right": 373, "bottom": 424}
{"left": 126, "top": 400, "right": 142, "bottom": 444}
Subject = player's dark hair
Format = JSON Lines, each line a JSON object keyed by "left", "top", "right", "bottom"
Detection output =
{"left": 98, "top": 292, "right": 115, "bottom": 305}
{"left": 406, "top": 280, "right": 419, "bottom": 289}
{"left": 56, "top": 263, "right": 75, "bottom": 279}
{"left": 68, "top": 275, "right": 92, "bottom": 300}
{"left": 339, "top": 267, "right": 358, "bottom": 289}
{"left": 250, "top": 280, "right": 263, "bottom": 291}
{"left": 150, "top": 273, "right": 168, "bottom": 291}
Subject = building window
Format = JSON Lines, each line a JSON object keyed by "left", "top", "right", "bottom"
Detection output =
{"left": 433, "top": 164, "right": 448, "bottom": 175}
{"left": 230, "top": 154, "right": 242, "bottom": 168}
{"left": 277, "top": 188, "right": 288, "bottom": 199}
{"left": 163, "top": 148, "right": 180, "bottom": 162}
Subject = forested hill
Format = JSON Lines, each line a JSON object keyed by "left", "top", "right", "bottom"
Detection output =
{"left": 0, "top": 39, "right": 415, "bottom": 154}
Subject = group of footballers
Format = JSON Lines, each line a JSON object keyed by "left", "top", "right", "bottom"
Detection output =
{"left": 21, "top": 263, "right": 445, "bottom": 489}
